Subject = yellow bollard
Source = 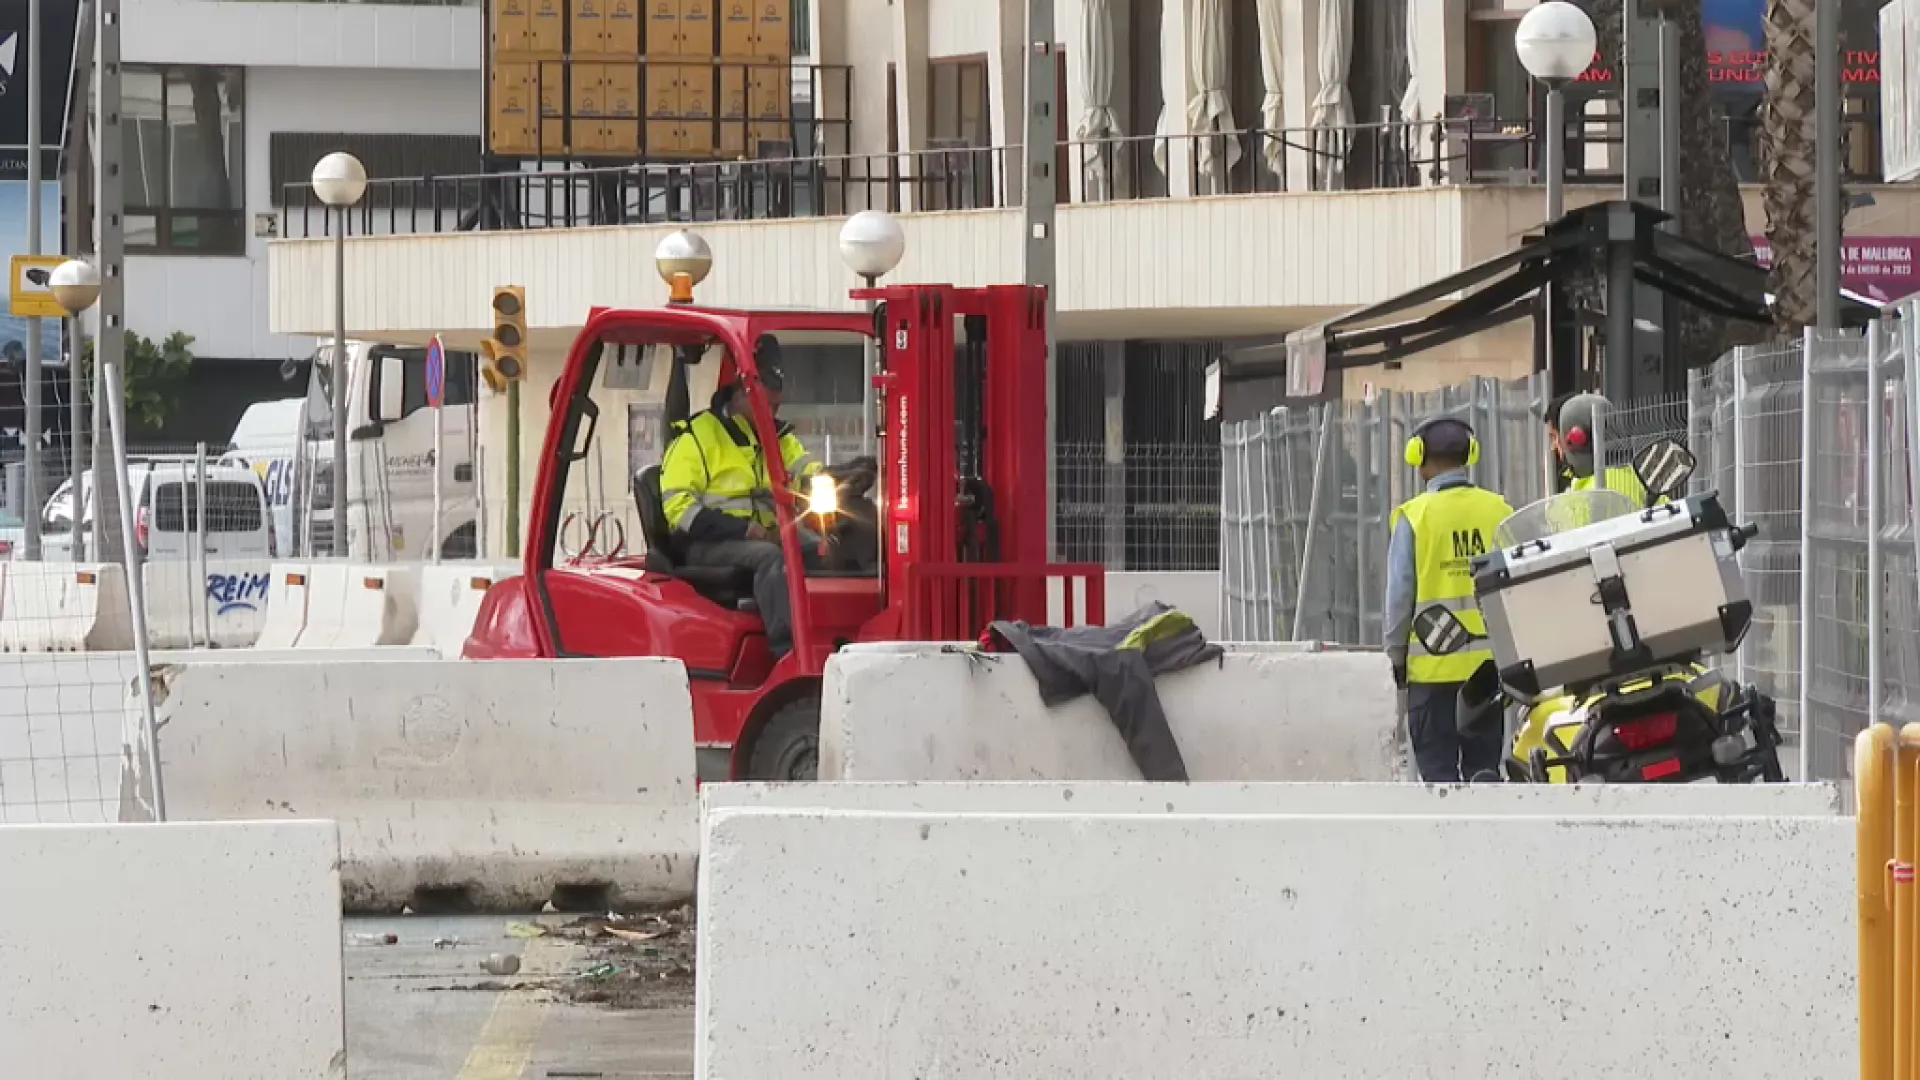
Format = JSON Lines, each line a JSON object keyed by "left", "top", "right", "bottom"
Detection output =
{"left": 1860, "top": 726, "right": 1895, "bottom": 1080}
{"left": 1895, "top": 725, "right": 1920, "bottom": 1080}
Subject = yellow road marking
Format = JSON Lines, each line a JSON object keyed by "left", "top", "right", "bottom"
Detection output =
{"left": 454, "top": 935, "right": 581, "bottom": 1080}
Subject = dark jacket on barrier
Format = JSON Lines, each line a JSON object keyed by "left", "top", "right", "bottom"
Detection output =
{"left": 982, "top": 603, "right": 1223, "bottom": 782}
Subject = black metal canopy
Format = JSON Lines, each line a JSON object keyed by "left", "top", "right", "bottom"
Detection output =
{"left": 1216, "top": 200, "right": 1881, "bottom": 388}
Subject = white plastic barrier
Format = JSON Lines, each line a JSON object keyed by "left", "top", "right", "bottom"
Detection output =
{"left": 0, "top": 820, "right": 344, "bottom": 1078}
{"left": 411, "top": 561, "right": 520, "bottom": 658}
{"left": 143, "top": 559, "right": 274, "bottom": 649}
{"left": 703, "top": 780, "right": 1844, "bottom": 817}
{"left": 820, "top": 644, "right": 1404, "bottom": 781}
{"left": 699, "top": 808, "right": 1855, "bottom": 1079}
{"left": 252, "top": 563, "right": 312, "bottom": 648}
{"left": 1047, "top": 570, "right": 1222, "bottom": 637}
{"left": 127, "top": 657, "right": 698, "bottom": 912}
{"left": 296, "top": 563, "right": 419, "bottom": 649}
{"left": 0, "top": 649, "right": 439, "bottom": 824}
{"left": 0, "top": 563, "right": 132, "bottom": 652}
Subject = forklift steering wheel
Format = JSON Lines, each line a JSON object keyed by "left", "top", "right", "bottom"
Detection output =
{"left": 560, "top": 510, "right": 629, "bottom": 563}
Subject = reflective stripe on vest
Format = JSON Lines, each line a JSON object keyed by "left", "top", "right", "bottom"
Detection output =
{"left": 1395, "top": 485, "right": 1511, "bottom": 684}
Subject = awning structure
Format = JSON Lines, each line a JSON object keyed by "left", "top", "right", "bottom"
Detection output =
{"left": 1208, "top": 200, "right": 1882, "bottom": 407}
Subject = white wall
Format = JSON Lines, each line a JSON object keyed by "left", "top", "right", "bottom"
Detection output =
{"left": 122, "top": 3, "right": 481, "bottom": 361}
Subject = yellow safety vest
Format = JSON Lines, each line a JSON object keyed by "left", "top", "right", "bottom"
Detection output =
{"left": 1571, "top": 465, "right": 1656, "bottom": 509}
{"left": 659, "top": 410, "right": 819, "bottom": 534}
{"left": 1391, "top": 485, "right": 1515, "bottom": 684}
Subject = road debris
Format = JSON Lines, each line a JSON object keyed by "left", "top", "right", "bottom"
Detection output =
{"left": 349, "top": 932, "right": 399, "bottom": 947}
{"left": 433, "top": 936, "right": 462, "bottom": 950}
{"left": 481, "top": 953, "right": 523, "bottom": 976}
{"left": 557, "top": 904, "right": 695, "bottom": 1012}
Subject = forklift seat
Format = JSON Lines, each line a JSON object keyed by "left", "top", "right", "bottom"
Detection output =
{"left": 632, "top": 465, "right": 756, "bottom": 610}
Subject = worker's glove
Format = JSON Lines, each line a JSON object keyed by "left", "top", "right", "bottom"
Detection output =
{"left": 1392, "top": 662, "right": 1408, "bottom": 690}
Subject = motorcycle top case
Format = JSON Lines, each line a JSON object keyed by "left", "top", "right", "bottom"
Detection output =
{"left": 1471, "top": 492, "right": 1751, "bottom": 698}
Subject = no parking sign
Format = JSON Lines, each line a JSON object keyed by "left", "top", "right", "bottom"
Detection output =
{"left": 425, "top": 334, "right": 446, "bottom": 408}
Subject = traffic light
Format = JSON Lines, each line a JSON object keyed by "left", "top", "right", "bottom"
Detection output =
{"left": 487, "top": 285, "right": 527, "bottom": 384}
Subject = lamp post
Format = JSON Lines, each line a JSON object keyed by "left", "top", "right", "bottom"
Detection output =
{"left": 654, "top": 229, "right": 714, "bottom": 303}
{"left": 1515, "top": 1, "right": 1596, "bottom": 224}
{"left": 49, "top": 260, "right": 99, "bottom": 562}
{"left": 310, "top": 151, "right": 367, "bottom": 558}
{"left": 837, "top": 211, "right": 906, "bottom": 461}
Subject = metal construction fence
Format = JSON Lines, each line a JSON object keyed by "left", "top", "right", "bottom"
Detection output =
{"left": 1220, "top": 299, "right": 1920, "bottom": 785}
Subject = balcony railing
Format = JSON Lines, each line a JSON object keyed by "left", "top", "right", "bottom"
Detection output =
{"left": 274, "top": 112, "right": 1892, "bottom": 240}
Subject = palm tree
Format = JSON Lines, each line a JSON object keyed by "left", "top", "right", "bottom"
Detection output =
{"left": 1581, "top": 0, "right": 1768, "bottom": 364}
{"left": 1758, "top": 0, "right": 1824, "bottom": 334}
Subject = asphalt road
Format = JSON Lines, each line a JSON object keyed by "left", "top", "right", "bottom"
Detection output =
{"left": 345, "top": 915, "right": 693, "bottom": 1080}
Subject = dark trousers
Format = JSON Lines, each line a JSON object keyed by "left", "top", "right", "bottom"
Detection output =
{"left": 1407, "top": 681, "right": 1505, "bottom": 783}
{"left": 685, "top": 539, "right": 793, "bottom": 655}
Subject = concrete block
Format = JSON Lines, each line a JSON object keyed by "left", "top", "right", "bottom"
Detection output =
{"left": 698, "top": 809, "right": 1856, "bottom": 1080}
{"left": 129, "top": 657, "right": 698, "bottom": 912}
{"left": 411, "top": 561, "right": 520, "bottom": 658}
{"left": 820, "top": 645, "right": 1404, "bottom": 782}
{"left": 143, "top": 558, "right": 274, "bottom": 649}
{"left": 254, "top": 563, "right": 312, "bottom": 648}
{"left": 0, "top": 820, "right": 344, "bottom": 1079}
{"left": 702, "top": 780, "right": 1844, "bottom": 817}
{"left": 301, "top": 563, "right": 419, "bottom": 649}
{"left": 0, "top": 563, "right": 132, "bottom": 652}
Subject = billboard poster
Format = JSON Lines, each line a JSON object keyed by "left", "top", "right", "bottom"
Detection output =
{"left": 1749, "top": 236, "right": 1920, "bottom": 304}
{"left": 0, "top": 181, "right": 63, "bottom": 367}
{"left": 1573, "top": 0, "right": 1884, "bottom": 94}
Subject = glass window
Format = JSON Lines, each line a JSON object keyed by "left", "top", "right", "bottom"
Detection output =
{"left": 153, "top": 481, "right": 265, "bottom": 533}
{"left": 116, "top": 65, "right": 246, "bottom": 256}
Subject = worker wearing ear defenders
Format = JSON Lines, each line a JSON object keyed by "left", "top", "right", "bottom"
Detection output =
{"left": 1384, "top": 416, "right": 1514, "bottom": 783}
{"left": 1556, "top": 392, "right": 1665, "bottom": 512}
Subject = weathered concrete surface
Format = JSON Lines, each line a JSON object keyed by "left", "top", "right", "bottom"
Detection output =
{"left": 0, "top": 820, "right": 344, "bottom": 1079}
{"left": 703, "top": 779, "right": 1844, "bottom": 817}
{"left": 821, "top": 645, "right": 1403, "bottom": 781}
{"left": 131, "top": 658, "right": 699, "bottom": 912}
{"left": 699, "top": 809, "right": 1855, "bottom": 1080}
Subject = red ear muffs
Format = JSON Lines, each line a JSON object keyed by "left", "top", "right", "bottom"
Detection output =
{"left": 1565, "top": 427, "right": 1590, "bottom": 450}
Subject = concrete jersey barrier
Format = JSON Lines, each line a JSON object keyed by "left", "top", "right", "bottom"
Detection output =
{"left": 820, "top": 644, "right": 1404, "bottom": 781}
{"left": 0, "top": 563, "right": 133, "bottom": 652}
{"left": 702, "top": 780, "right": 1844, "bottom": 817}
{"left": 252, "top": 563, "right": 313, "bottom": 648}
{"left": 125, "top": 657, "right": 698, "bottom": 912}
{"left": 412, "top": 562, "right": 520, "bottom": 657}
{"left": 699, "top": 808, "right": 1856, "bottom": 1079}
{"left": 0, "top": 820, "right": 344, "bottom": 1078}
{"left": 296, "top": 563, "right": 420, "bottom": 649}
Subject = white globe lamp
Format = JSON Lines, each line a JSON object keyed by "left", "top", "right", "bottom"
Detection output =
{"left": 838, "top": 211, "right": 906, "bottom": 281}
{"left": 310, "top": 151, "right": 369, "bottom": 207}
{"left": 49, "top": 259, "right": 100, "bottom": 315}
{"left": 1514, "top": 2, "right": 1598, "bottom": 83}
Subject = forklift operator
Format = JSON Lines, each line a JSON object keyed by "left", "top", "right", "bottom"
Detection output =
{"left": 659, "top": 336, "right": 823, "bottom": 658}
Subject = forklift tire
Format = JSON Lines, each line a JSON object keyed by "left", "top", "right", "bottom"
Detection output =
{"left": 746, "top": 696, "right": 821, "bottom": 782}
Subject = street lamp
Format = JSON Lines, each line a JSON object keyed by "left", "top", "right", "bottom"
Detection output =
{"left": 838, "top": 211, "right": 906, "bottom": 460}
{"left": 655, "top": 230, "right": 713, "bottom": 304}
{"left": 50, "top": 259, "right": 99, "bottom": 561}
{"left": 311, "top": 151, "right": 367, "bottom": 558}
{"left": 1515, "top": 1, "right": 1596, "bottom": 223}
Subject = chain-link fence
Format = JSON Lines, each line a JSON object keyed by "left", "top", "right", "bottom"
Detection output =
{"left": 1221, "top": 374, "right": 1553, "bottom": 642}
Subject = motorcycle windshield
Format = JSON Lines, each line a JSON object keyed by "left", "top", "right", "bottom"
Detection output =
{"left": 1493, "top": 489, "right": 1640, "bottom": 549}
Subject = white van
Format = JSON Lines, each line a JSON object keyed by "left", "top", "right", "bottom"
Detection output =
{"left": 42, "top": 462, "right": 273, "bottom": 562}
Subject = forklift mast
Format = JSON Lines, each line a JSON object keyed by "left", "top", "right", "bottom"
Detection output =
{"left": 858, "top": 283, "right": 1096, "bottom": 638}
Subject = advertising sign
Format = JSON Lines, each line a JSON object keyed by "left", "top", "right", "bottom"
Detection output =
{"left": 1749, "top": 237, "right": 1920, "bottom": 304}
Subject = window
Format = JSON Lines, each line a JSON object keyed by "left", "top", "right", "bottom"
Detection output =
{"left": 928, "top": 57, "right": 991, "bottom": 146}
{"left": 153, "top": 481, "right": 265, "bottom": 533}
{"left": 367, "top": 345, "right": 480, "bottom": 424}
{"left": 122, "top": 65, "right": 245, "bottom": 255}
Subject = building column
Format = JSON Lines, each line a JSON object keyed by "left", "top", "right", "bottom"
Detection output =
{"left": 1156, "top": 0, "right": 1195, "bottom": 197}
{"left": 1279, "top": 0, "right": 1320, "bottom": 191}
{"left": 1410, "top": 0, "right": 1467, "bottom": 183}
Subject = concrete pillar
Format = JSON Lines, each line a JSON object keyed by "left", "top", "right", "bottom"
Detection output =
{"left": 1157, "top": 0, "right": 1194, "bottom": 197}
{"left": 1410, "top": 0, "right": 1467, "bottom": 184}
{"left": 889, "top": 0, "right": 929, "bottom": 210}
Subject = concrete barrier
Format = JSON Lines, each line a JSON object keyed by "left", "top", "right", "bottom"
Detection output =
{"left": 699, "top": 808, "right": 1855, "bottom": 1079}
{"left": 0, "top": 649, "right": 439, "bottom": 825}
{"left": 411, "top": 562, "right": 520, "bottom": 658}
{"left": 1048, "top": 570, "right": 1222, "bottom": 637}
{"left": 703, "top": 780, "right": 1844, "bottom": 817}
{"left": 0, "top": 563, "right": 132, "bottom": 652}
{"left": 143, "top": 559, "right": 274, "bottom": 649}
{"left": 127, "top": 657, "right": 698, "bottom": 912}
{"left": 296, "top": 563, "right": 419, "bottom": 649}
{"left": 253, "top": 563, "right": 312, "bottom": 648}
{"left": 0, "top": 819, "right": 344, "bottom": 1077}
{"left": 820, "top": 644, "right": 1404, "bottom": 782}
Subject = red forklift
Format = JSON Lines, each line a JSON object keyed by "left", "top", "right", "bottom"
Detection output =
{"left": 462, "top": 281, "right": 1106, "bottom": 781}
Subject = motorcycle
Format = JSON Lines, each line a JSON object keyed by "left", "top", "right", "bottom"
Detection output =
{"left": 1413, "top": 438, "right": 1786, "bottom": 785}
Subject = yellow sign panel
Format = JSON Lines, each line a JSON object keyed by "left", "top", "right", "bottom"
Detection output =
{"left": 10, "top": 255, "right": 70, "bottom": 319}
